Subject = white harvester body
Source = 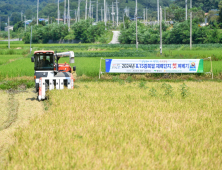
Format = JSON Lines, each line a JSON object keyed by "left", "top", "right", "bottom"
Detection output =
{"left": 31, "top": 51, "right": 76, "bottom": 101}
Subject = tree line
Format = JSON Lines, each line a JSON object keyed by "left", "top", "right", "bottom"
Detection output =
{"left": 119, "top": 20, "right": 222, "bottom": 44}
{"left": 22, "top": 19, "right": 109, "bottom": 44}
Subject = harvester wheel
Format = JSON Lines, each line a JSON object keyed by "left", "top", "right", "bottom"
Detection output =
{"left": 36, "top": 84, "right": 39, "bottom": 93}
{"left": 45, "top": 82, "right": 49, "bottom": 91}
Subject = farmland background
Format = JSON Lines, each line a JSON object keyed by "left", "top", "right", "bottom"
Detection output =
{"left": 1, "top": 0, "right": 222, "bottom": 168}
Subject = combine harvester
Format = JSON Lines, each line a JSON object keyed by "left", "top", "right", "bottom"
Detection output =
{"left": 31, "top": 51, "right": 76, "bottom": 101}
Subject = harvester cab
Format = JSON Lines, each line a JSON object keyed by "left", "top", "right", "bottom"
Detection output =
{"left": 31, "top": 50, "right": 76, "bottom": 100}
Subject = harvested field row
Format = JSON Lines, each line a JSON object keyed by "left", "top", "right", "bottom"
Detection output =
{"left": 0, "top": 91, "right": 9, "bottom": 127}
{"left": 0, "top": 89, "right": 44, "bottom": 166}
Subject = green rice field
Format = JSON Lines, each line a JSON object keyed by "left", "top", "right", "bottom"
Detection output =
{"left": 0, "top": 42, "right": 222, "bottom": 80}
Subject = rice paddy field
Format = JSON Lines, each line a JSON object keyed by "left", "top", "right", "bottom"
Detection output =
{"left": 0, "top": 41, "right": 222, "bottom": 169}
{"left": 1, "top": 81, "right": 222, "bottom": 169}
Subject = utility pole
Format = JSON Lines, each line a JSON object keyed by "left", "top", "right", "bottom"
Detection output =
{"left": 58, "top": 0, "right": 60, "bottom": 24}
{"left": 8, "top": 16, "right": 10, "bottom": 49}
{"left": 89, "top": 0, "right": 91, "bottom": 18}
{"left": 146, "top": 7, "right": 148, "bottom": 25}
{"left": 96, "top": 0, "right": 98, "bottom": 22}
{"left": 160, "top": 6, "right": 162, "bottom": 55}
{"left": 21, "top": 11, "right": 23, "bottom": 21}
{"left": 123, "top": 13, "right": 125, "bottom": 29}
{"left": 92, "top": 5, "right": 94, "bottom": 19}
{"left": 165, "top": 8, "right": 166, "bottom": 21}
{"left": 85, "top": 0, "right": 87, "bottom": 20}
{"left": 127, "top": 7, "right": 129, "bottom": 17}
{"left": 59, "top": 10, "right": 60, "bottom": 23}
{"left": 143, "top": 8, "right": 145, "bottom": 24}
{"left": 157, "top": 0, "right": 159, "bottom": 23}
{"left": 75, "top": 9, "right": 77, "bottom": 22}
{"left": 64, "top": 0, "right": 66, "bottom": 24}
{"left": 68, "top": 0, "right": 70, "bottom": 29}
{"left": 30, "top": 26, "right": 32, "bottom": 54}
{"left": 108, "top": 6, "right": 110, "bottom": 21}
{"left": 104, "top": 0, "right": 106, "bottom": 29}
{"left": 136, "top": 0, "right": 138, "bottom": 50}
{"left": 25, "top": 15, "right": 26, "bottom": 31}
{"left": 78, "top": 0, "right": 80, "bottom": 21}
{"left": 186, "top": 0, "right": 187, "bottom": 20}
{"left": 190, "top": 0, "right": 192, "bottom": 50}
{"left": 112, "top": 2, "right": 114, "bottom": 26}
{"left": 37, "top": 0, "right": 39, "bottom": 25}
{"left": 101, "top": 7, "right": 103, "bottom": 21}
{"left": 115, "top": 0, "right": 119, "bottom": 26}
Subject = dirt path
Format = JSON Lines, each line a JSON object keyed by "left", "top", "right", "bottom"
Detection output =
{"left": 0, "top": 88, "right": 44, "bottom": 164}
{"left": 109, "top": 31, "right": 120, "bottom": 44}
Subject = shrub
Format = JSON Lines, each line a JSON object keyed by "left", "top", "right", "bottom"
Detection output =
{"left": 72, "top": 20, "right": 106, "bottom": 43}
{"left": 149, "top": 87, "right": 157, "bottom": 97}
{"left": 180, "top": 83, "right": 189, "bottom": 98}
{"left": 23, "top": 24, "right": 69, "bottom": 44}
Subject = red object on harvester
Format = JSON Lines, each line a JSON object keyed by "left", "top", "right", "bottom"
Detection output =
{"left": 34, "top": 50, "right": 54, "bottom": 54}
{"left": 55, "top": 63, "right": 72, "bottom": 72}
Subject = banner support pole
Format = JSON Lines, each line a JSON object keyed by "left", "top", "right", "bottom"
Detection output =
{"left": 209, "top": 57, "right": 213, "bottom": 80}
{"left": 205, "top": 57, "right": 213, "bottom": 79}
{"left": 99, "top": 58, "right": 105, "bottom": 79}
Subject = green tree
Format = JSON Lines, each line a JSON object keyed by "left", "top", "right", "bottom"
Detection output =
{"left": 25, "top": 9, "right": 33, "bottom": 19}
{"left": 119, "top": 20, "right": 221, "bottom": 44}
{"left": 72, "top": 20, "right": 106, "bottom": 43}
{"left": 22, "top": 23, "right": 69, "bottom": 43}
{"left": 13, "top": 21, "right": 24, "bottom": 32}
{"left": 10, "top": 12, "right": 21, "bottom": 25}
